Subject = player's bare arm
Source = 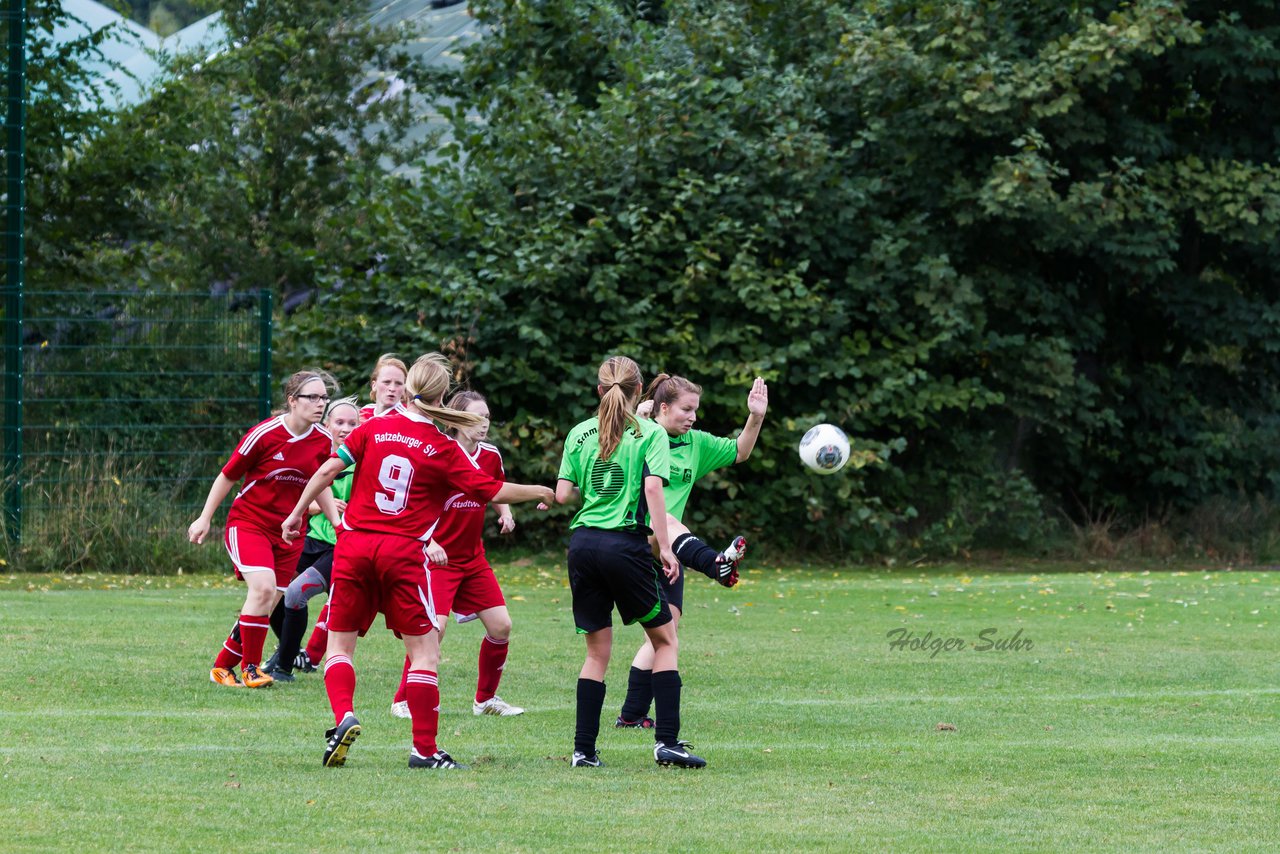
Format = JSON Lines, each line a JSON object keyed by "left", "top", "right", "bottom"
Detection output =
{"left": 492, "top": 482, "right": 555, "bottom": 508}
{"left": 644, "top": 474, "right": 679, "bottom": 580}
{"left": 188, "top": 473, "right": 236, "bottom": 545}
{"left": 283, "top": 456, "right": 346, "bottom": 544}
{"left": 735, "top": 377, "right": 768, "bottom": 463}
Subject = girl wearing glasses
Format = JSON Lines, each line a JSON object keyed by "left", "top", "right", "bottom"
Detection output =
{"left": 188, "top": 370, "right": 338, "bottom": 689}
{"left": 261, "top": 396, "right": 362, "bottom": 681}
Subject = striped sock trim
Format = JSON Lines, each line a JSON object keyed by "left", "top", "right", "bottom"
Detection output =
{"left": 483, "top": 636, "right": 509, "bottom": 646}
{"left": 406, "top": 671, "right": 438, "bottom": 687}
{"left": 326, "top": 655, "right": 354, "bottom": 674}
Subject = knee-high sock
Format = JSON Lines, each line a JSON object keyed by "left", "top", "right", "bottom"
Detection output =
{"left": 238, "top": 613, "right": 271, "bottom": 668}
{"left": 324, "top": 654, "right": 356, "bottom": 726}
{"left": 575, "top": 678, "right": 606, "bottom": 756}
{"left": 653, "top": 670, "right": 683, "bottom": 747}
{"left": 394, "top": 655, "right": 411, "bottom": 704}
{"left": 305, "top": 604, "right": 330, "bottom": 663}
{"left": 475, "top": 636, "right": 509, "bottom": 703}
{"left": 273, "top": 605, "right": 309, "bottom": 673}
{"left": 269, "top": 599, "right": 285, "bottom": 640}
{"left": 619, "top": 666, "right": 653, "bottom": 721}
{"left": 407, "top": 669, "right": 441, "bottom": 757}
{"left": 213, "top": 620, "right": 242, "bottom": 670}
{"left": 673, "top": 533, "right": 721, "bottom": 579}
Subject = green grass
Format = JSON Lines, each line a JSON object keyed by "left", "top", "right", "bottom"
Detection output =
{"left": 2, "top": 561, "right": 1278, "bottom": 852}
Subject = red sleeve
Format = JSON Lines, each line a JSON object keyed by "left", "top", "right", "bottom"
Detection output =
{"left": 221, "top": 425, "right": 265, "bottom": 481}
{"left": 448, "top": 445, "right": 503, "bottom": 502}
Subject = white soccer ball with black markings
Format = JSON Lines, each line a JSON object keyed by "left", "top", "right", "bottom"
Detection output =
{"left": 799, "top": 423, "right": 851, "bottom": 475}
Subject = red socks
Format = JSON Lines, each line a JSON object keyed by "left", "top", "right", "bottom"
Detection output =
{"left": 305, "top": 604, "right": 330, "bottom": 664}
{"left": 213, "top": 622, "right": 242, "bottom": 670}
{"left": 475, "top": 636, "right": 509, "bottom": 703}
{"left": 238, "top": 613, "right": 270, "bottom": 668}
{"left": 394, "top": 655, "right": 411, "bottom": 705}
{"left": 406, "top": 670, "right": 440, "bottom": 757}
{"left": 324, "top": 654, "right": 356, "bottom": 726}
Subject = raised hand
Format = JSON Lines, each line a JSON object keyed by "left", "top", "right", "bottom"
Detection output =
{"left": 747, "top": 377, "right": 768, "bottom": 417}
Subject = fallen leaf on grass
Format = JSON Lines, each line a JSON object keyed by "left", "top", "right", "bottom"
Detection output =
{"left": 935, "top": 723, "right": 957, "bottom": 732}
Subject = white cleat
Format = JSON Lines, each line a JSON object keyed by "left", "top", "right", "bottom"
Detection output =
{"left": 473, "top": 695, "right": 525, "bottom": 716}
{"left": 390, "top": 700, "right": 411, "bottom": 719}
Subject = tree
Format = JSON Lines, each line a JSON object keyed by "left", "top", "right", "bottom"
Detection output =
{"left": 37, "top": 0, "right": 432, "bottom": 311}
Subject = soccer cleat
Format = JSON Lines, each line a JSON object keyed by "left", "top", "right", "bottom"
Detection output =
{"left": 240, "top": 663, "right": 274, "bottom": 689}
{"left": 209, "top": 667, "right": 243, "bottom": 687}
{"left": 713, "top": 535, "right": 747, "bottom": 587}
{"left": 473, "top": 696, "right": 524, "bottom": 717}
{"left": 390, "top": 700, "right": 411, "bottom": 719}
{"left": 264, "top": 666, "right": 295, "bottom": 683}
{"left": 654, "top": 741, "right": 706, "bottom": 769}
{"left": 262, "top": 648, "right": 281, "bottom": 673}
{"left": 570, "top": 750, "right": 604, "bottom": 767}
{"left": 322, "top": 713, "right": 362, "bottom": 767}
{"left": 615, "top": 715, "right": 655, "bottom": 729}
{"left": 294, "top": 651, "right": 317, "bottom": 673}
{"left": 409, "top": 749, "right": 467, "bottom": 769}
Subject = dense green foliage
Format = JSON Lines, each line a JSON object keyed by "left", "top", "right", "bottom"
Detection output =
{"left": 287, "top": 0, "right": 1280, "bottom": 555}
{"left": 18, "top": 0, "right": 431, "bottom": 302}
{"left": 12, "top": 0, "right": 1280, "bottom": 559}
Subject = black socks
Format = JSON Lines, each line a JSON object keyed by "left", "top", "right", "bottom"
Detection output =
{"left": 672, "top": 533, "right": 721, "bottom": 580}
{"left": 575, "top": 678, "right": 607, "bottom": 755}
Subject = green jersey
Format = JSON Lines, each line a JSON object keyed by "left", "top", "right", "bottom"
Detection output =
{"left": 558, "top": 416, "right": 671, "bottom": 532}
{"left": 306, "top": 463, "right": 354, "bottom": 546}
{"left": 662, "top": 429, "right": 738, "bottom": 522}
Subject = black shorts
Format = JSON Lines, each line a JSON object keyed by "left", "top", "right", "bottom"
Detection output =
{"left": 295, "top": 536, "right": 335, "bottom": 588}
{"left": 568, "top": 527, "right": 672, "bottom": 634}
{"left": 658, "top": 559, "right": 685, "bottom": 612}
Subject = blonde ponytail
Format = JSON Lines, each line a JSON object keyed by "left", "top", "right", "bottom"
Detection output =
{"left": 405, "top": 353, "right": 486, "bottom": 432}
{"left": 596, "top": 356, "right": 643, "bottom": 460}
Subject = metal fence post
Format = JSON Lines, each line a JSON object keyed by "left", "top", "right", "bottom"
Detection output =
{"left": 3, "top": 0, "right": 27, "bottom": 543}
{"left": 258, "top": 289, "right": 273, "bottom": 420}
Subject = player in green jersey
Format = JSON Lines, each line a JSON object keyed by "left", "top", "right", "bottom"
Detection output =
{"left": 555, "top": 356, "right": 704, "bottom": 768}
{"left": 616, "top": 373, "right": 768, "bottom": 728}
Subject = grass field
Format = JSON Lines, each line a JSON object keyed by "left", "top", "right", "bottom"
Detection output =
{"left": 2, "top": 560, "right": 1278, "bottom": 852}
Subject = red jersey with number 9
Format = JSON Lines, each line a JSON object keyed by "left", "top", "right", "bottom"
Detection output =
{"left": 336, "top": 410, "right": 504, "bottom": 542}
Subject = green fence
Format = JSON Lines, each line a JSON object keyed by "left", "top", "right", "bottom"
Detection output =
{"left": 0, "top": 289, "right": 273, "bottom": 550}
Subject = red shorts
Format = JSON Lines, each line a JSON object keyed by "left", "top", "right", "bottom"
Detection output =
{"left": 327, "top": 529, "right": 439, "bottom": 637}
{"left": 431, "top": 561, "right": 506, "bottom": 621}
{"left": 224, "top": 520, "right": 303, "bottom": 591}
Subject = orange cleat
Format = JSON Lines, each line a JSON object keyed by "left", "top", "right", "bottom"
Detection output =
{"left": 210, "top": 667, "right": 243, "bottom": 687}
{"left": 240, "top": 663, "right": 275, "bottom": 689}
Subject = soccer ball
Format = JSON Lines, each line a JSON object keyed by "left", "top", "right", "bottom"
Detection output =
{"left": 799, "top": 424, "right": 851, "bottom": 475}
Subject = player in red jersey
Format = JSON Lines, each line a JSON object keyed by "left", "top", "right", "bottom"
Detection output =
{"left": 358, "top": 353, "right": 408, "bottom": 423}
{"left": 188, "top": 370, "right": 338, "bottom": 689}
{"left": 390, "top": 391, "right": 524, "bottom": 720}
{"left": 303, "top": 354, "right": 410, "bottom": 666}
{"left": 282, "top": 353, "right": 555, "bottom": 770}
